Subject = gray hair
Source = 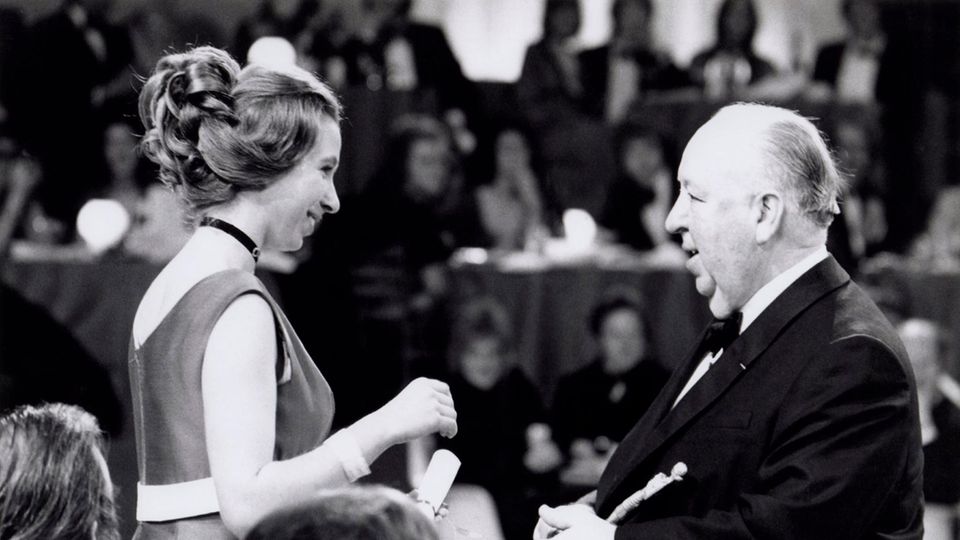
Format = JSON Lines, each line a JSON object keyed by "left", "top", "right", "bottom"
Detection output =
{"left": 717, "top": 103, "right": 844, "bottom": 228}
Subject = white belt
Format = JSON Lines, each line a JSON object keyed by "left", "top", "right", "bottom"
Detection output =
{"left": 136, "top": 477, "right": 220, "bottom": 521}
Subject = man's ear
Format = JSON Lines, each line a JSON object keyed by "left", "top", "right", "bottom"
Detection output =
{"left": 754, "top": 192, "right": 783, "bottom": 244}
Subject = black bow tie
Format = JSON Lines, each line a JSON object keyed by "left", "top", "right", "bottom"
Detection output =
{"left": 702, "top": 312, "right": 742, "bottom": 355}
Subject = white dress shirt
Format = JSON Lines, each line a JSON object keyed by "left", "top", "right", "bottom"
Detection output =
{"left": 672, "top": 247, "right": 829, "bottom": 408}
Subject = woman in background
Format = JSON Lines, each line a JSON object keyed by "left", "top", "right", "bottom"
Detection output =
{"left": 130, "top": 46, "right": 457, "bottom": 539}
{"left": 689, "top": 0, "right": 776, "bottom": 99}
{"left": 475, "top": 126, "right": 549, "bottom": 252}
{"left": 436, "top": 297, "right": 561, "bottom": 540}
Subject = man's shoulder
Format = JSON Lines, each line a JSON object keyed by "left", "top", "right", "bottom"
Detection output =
{"left": 830, "top": 279, "right": 904, "bottom": 352}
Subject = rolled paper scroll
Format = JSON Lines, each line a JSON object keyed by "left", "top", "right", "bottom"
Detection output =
{"left": 607, "top": 462, "right": 688, "bottom": 524}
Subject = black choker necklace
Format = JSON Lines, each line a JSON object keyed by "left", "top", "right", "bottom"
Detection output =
{"left": 199, "top": 216, "right": 260, "bottom": 262}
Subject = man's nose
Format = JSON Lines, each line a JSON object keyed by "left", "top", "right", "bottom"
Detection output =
{"left": 665, "top": 196, "right": 685, "bottom": 234}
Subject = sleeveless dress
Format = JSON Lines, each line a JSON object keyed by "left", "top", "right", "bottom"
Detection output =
{"left": 128, "top": 269, "right": 334, "bottom": 539}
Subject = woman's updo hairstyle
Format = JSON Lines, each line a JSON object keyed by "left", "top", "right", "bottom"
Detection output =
{"left": 139, "top": 46, "right": 342, "bottom": 214}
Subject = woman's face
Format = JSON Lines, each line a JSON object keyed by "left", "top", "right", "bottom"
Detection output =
{"left": 261, "top": 115, "right": 341, "bottom": 251}
{"left": 404, "top": 137, "right": 450, "bottom": 204}
{"left": 599, "top": 308, "right": 645, "bottom": 374}
{"left": 460, "top": 336, "right": 505, "bottom": 390}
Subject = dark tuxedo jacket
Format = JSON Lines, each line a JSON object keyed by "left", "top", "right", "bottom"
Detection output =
{"left": 595, "top": 256, "right": 923, "bottom": 539}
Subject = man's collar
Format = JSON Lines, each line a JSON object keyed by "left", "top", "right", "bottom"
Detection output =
{"left": 739, "top": 246, "right": 829, "bottom": 333}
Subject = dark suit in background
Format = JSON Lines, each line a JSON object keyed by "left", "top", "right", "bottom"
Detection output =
{"left": 595, "top": 256, "right": 923, "bottom": 539}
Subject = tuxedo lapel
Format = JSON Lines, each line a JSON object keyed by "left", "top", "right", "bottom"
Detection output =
{"left": 597, "top": 257, "right": 851, "bottom": 514}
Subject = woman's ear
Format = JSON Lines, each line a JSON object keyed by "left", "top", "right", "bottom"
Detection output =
{"left": 754, "top": 192, "right": 783, "bottom": 244}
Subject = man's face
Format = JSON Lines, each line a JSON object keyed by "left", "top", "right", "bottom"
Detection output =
{"left": 666, "top": 120, "right": 762, "bottom": 318}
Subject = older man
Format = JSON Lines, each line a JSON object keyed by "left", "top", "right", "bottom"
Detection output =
{"left": 536, "top": 103, "right": 923, "bottom": 539}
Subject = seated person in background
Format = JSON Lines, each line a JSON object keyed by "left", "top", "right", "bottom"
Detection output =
{"left": 475, "top": 126, "right": 550, "bottom": 252}
{"left": 826, "top": 116, "right": 888, "bottom": 274}
{"left": 0, "top": 403, "right": 119, "bottom": 540}
{"left": 334, "top": 0, "right": 479, "bottom": 127}
{"left": 907, "top": 184, "right": 960, "bottom": 271}
{"left": 579, "top": 0, "right": 690, "bottom": 123}
{"left": 0, "top": 131, "right": 41, "bottom": 255}
{"left": 598, "top": 125, "right": 675, "bottom": 252}
{"left": 339, "top": 113, "right": 486, "bottom": 404}
{"left": 245, "top": 485, "right": 438, "bottom": 540}
{"left": 898, "top": 319, "right": 960, "bottom": 540}
{"left": 551, "top": 288, "right": 669, "bottom": 490}
{"left": 811, "top": 0, "right": 887, "bottom": 103}
{"left": 434, "top": 297, "right": 562, "bottom": 540}
{"left": 98, "top": 115, "right": 156, "bottom": 218}
{"left": 689, "top": 0, "right": 777, "bottom": 100}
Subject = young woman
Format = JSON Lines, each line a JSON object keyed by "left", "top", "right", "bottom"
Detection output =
{"left": 130, "top": 46, "right": 457, "bottom": 539}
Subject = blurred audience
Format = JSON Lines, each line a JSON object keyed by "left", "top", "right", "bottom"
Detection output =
{"left": 434, "top": 297, "right": 561, "bottom": 540}
{"left": 907, "top": 184, "right": 960, "bottom": 271}
{"left": 689, "top": 0, "right": 777, "bottom": 100}
{"left": 598, "top": 124, "right": 675, "bottom": 252}
{"left": 334, "top": 0, "right": 479, "bottom": 125}
{"left": 122, "top": 184, "right": 192, "bottom": 263}
{"left": 245, "top": 486, "right": 438, "bottom": 540}
{"left": 811, "top": 0, "right": 888, "bottom": 103}
{"left": 826, "top": 115, "right": 889, "bottom": 274}
{"left": 517, "top": 0, "right": 616, "bottom": 219}
{"left": 579, "top": 0, "right": 689, "bottom": 123}
{"left": 98, "top": 117, "right": 153, "bottom": 216}
{"left": 898, "top": 319, "right": 960, "bottom": 540}
{"left": 232, "top": 0, "right": 319, "bottom": 65}
{"left": 475, "top": 126, "right": 550, "bottom": 252}
{"left": 125, "top": 0, "right": 225, "bottom": 75}
{"left": 16, "top": 0, "right": 133, "bottom": 241}
{"left": 0, "top": 131, "right": 41, "bottom": 255}
{"left": 551, "top": 287, "right": 669, "bottom": 491}
{"left": 517, "top": 0, "right": 585, "bottom": 127}
{"left": 0, "top": 403, "right": 119, "bottom": 540}
{"left": 340, "top": 114, "right": 485, "bottom": 402}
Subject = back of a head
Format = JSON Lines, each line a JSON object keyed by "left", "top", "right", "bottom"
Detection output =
{"left": 0, "top": 403, "right": 117, "bottom": 540}
{"left": 709, "top": 103, "right": 843, "bottom": 229}
{"left": 137, "top": 46, "right": 342, "bottom": 217}
{"left": 244, "top": 486, "right": 439, "bottom": 540}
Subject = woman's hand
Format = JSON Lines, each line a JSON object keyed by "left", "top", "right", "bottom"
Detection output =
{"left": 373, "top": 378, "right": 458, "bottom": 444}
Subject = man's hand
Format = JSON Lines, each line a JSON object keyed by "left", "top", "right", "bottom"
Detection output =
{"left": 533, "top": 503, "right": 616, "bottom": 540}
